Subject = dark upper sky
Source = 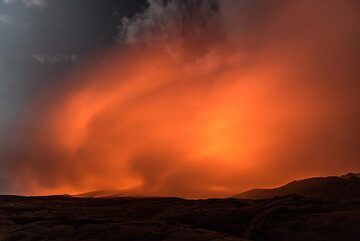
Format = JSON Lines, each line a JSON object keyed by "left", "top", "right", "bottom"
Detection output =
{"left": 0, "top": 0, "right": 146, "bottom": 124}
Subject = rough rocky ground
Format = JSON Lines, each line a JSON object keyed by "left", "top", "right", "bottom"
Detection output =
{"left": 0, "top": 195, "right": 359, "bottom": 241}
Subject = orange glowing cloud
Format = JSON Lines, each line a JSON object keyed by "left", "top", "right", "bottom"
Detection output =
{"left": 2, "top": 0, "right": 360, "bottom": 198}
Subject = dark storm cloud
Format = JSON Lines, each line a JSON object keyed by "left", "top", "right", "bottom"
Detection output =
{"left": 0, "top": 0, "right": 147, "bottom": 123}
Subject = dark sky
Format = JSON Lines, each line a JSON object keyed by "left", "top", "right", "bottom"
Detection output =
{"left": 0, "top": 0, "right": 146, "bottom": 124}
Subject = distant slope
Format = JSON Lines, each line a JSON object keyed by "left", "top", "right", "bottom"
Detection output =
{"left": 73, "top": 190, "right": 128, "bottom": 198}
{"left": 233, "top": 173, "right": 360, "bottom": 199}
{"left": 73, "top": 189, "right": 161, "bottom": 198}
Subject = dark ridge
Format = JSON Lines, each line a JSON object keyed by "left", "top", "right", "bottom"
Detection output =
{"left": 233, "top": 173, "right": 360, "bottom": 199}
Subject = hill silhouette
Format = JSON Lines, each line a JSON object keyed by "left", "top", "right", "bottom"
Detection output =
{"left": 233, "top": 173, "right": 360, "bottom": 199}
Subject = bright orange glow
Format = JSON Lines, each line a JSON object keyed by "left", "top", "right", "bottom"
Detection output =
{"left": 4, "top": 0, "right": 360, "bottom": 198}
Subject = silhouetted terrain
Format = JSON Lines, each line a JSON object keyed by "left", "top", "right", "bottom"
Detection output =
{"left": 1, "top": 174, "right": 360, "bottom": 241}
{"left": 234, "top": 173, "right": 360, "bottom": 199}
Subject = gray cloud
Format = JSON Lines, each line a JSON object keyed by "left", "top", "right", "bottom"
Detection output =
{"left": 118, "top": 0, "right": 222, "bottom": 56}
{"left": 31, "top": 53, "right": 79, "bottom": 64}
{"left": 0, "top": 13, "right": 14, "bottom": 25}
{"left": 2, "top": 0, "right": 48, "bottom": 8}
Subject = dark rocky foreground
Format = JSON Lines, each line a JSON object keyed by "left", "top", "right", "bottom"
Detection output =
{"left": 0, "top": 195, "right": 359, "bottom": 241}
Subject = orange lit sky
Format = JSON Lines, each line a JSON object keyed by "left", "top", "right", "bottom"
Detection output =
{"left": 1, "top": 0, "right": 360, "bottom": 198}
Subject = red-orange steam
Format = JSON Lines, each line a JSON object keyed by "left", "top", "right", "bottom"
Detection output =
{"left": 3, "top": 0, "right": 360, "bottom": 197}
